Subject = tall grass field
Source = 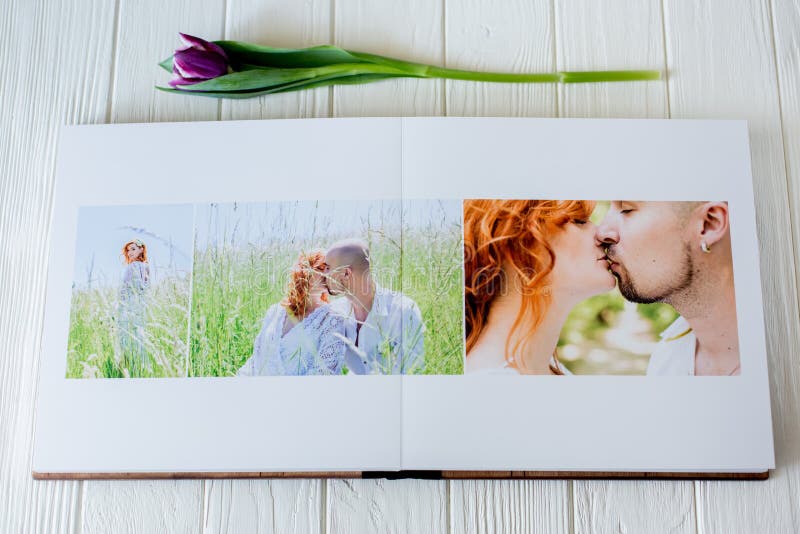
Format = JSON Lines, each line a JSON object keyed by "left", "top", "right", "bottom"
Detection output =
{"left": 66, "top": 275, "right": 191, "bottom": 378}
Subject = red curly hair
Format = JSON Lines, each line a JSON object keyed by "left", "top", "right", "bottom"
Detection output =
{"left": 281, "top": 250, "right": 329, "bottom": 318}
{"left": 121, "top": 239, "right": 148, "bottom": 264}
{"left": 463, "top": 199, "right": 596, "bottom": 374}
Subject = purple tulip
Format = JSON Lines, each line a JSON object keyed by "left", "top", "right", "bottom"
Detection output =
{"left": 169, "top": 33, "right": 231, "bottom": 87}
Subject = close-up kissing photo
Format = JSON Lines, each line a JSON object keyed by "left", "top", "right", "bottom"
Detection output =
{"left": 463, "top": 199, "right": 738, "bottom": 376}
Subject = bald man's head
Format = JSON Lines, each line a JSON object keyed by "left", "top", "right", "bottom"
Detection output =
{"left": 326, "top": 238, "right": 371, "bottom": 274}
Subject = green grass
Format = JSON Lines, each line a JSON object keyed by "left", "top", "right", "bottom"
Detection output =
{"left": 66, "top": 276, "right": 191, "bottom": 378}
{"left": 402, "top": 226, "right": 464, "bottom": 375}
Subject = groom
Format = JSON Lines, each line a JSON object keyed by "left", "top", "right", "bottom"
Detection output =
{"left": 323, "top": 238, "right": 425, "bottom": 374}
{"left": 596, "top": 201, "right": 740, "bottom": 376}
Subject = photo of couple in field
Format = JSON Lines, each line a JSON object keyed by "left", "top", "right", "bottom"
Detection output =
{"left": 464, "top": 199, "right": 740, "bottom": 376}
{"left": 190, "top": 199, "right": 464, "bottom": 377}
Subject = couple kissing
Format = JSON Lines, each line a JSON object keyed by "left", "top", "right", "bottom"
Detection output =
{"left": 465, "top": 200, "right": 739, "bottom": 377}
{"left": 238, "top": 238, "right": 425, "bottom": 376}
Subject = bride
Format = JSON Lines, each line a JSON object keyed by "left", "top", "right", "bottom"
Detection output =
{"left": 238, "top": 250, "right": 346, "bottom": 376}
{"left": 464, "top": 200, "right": 615, "bottom": 375}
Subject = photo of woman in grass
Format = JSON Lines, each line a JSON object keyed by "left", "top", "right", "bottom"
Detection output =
{"left": 66, "top": 204, "right": 194, "bottom": 378}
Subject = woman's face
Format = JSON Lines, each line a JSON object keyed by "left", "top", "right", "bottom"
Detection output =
{"left": 309, "top": 269, "right": 330, "bottom": 301}
{"left": 126, "top": 243, "right": 143, "bottom": 262}
{"left": 548, "top": 219, "right": 615, "bottom": 300}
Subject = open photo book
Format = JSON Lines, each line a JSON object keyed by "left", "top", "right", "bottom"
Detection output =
{"left": 33, "top": 117, "right": 775, "bottom": 478}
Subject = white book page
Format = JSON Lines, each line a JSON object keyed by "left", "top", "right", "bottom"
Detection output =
{"left": 34, "top": 118, "right": 403, "bottom": 474}
{"left": 400, "top": 117, "right": 774, "bottom": 472}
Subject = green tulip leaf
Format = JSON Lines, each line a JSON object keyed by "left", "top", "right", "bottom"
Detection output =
{"left": 215, "top": 41, "right": 374, "bottom": 69}
{"left": 271, "top": 73, "right": 407, "bottom": 92}
{"left": 159, "top": 56, "right": 174, "bottom": 73}
{"left": 154, "top": 71, "right": 409, "bottom": 99}
{"left": 176, "top": 68, "right": 320, "bottom": 92}
{"left": 176, "top": 63, "right": 411, "bottom": 93}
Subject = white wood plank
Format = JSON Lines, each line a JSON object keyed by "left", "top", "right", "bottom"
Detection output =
{"left": 772, "top": 15, "right": 800, "bottom": 532}
{"left": 574, "top": 480, "right": 695, "bottom": 533}
{"left": 109, "top": 0, "right": 223, "bottom": 123}
{"left": 664, "top": 0, "right": 800, "bottom": 531}
{"left": 220, "top": 0, "right": 331, "bottom": 120}
{"left": 445, "top": 0, "right": 556, "bottom": 117}
{"left": 202, "top": 479, "right": 322, "bottom": 533}
{"left": 0, "top": 0, "right": 115, "bottom": 532}
{"left": 450, "top": 480, "right": 570, "bottom": 533}
{"left": 333, "top": 0, "right": 444, "bottom": 116}
{"left": 556, "top": 0, "right": 667, "bottom": 118}
{"left": 328, "top": 479, "right": 447, "bottom": 533}
{"left": 82, "top": 481, "right": 203, "bottom": 534}
{"left": 555, "top": 1, "right": 696, "bottom": 531}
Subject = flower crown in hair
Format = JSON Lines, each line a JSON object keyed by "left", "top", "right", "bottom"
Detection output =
{"left": 133, "top": 239, "right": 145, "bottom": 246}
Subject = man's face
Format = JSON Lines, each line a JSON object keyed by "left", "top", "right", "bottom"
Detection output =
{"left": 323, "top": 254, "right": 350, "bottom": 296}
{"left": 595, "top": 201, "right": 694, "bottom": 304}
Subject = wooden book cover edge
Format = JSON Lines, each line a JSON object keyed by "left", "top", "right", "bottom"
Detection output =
{"left": 32, "top": 470, "right": 770, "bottom": 481}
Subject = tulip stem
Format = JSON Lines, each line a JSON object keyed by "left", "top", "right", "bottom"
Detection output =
{"left": 425, "top": 66, "right": 661, "bottom": 83}
{"left": 346, "top": 51, "right": 661, "bottom": 84}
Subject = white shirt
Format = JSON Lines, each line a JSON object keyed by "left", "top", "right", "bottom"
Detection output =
{"left": 646, "top": 316, "right": 696, "bottom": 376}
{"left": 331, "top": 285, "right": 425, "bottom": 374}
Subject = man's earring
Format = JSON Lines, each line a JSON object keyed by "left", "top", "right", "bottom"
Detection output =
{"left": 701, "top": 241, "right": 711, "bottom": 254}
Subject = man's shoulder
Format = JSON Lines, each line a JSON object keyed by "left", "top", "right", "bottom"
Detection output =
{"left": 379, "top": 286, "right": 421, "bottom": 313}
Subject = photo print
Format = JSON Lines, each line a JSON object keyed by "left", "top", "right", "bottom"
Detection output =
{"left": 463, "top": 199, "right": 739, "bottom": 376}
{"left": 67, "top": 203, "right": 194, "bottom": 378}
{"left": 190, "top": 199, "right": 464, "bottom": 377}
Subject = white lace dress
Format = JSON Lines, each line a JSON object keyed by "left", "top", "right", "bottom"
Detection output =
{"left": 237, "top": 303, "right": 347, "bottom": 376}
{"left": 118, "top": 261, "right": 150, "bottom": 374}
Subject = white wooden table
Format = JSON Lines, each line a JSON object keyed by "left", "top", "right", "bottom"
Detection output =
{"left": 2, "top": 0, "right": 799, "bottom": 531}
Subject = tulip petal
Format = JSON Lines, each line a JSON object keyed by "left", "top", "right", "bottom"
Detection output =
{"left": 204, "top": 41, "right": 228, "bottom": 61}
{"left": 168, "top": 76, "right": 207, "bottom": 87}
{"left": 178, "top": 32, "right": 210, "bottom": 51}
{"left": 174, "top": 48, "right": 229, "bottom": 79}
{"left": 176, "top": 33, "right": 228, "bottom": 60}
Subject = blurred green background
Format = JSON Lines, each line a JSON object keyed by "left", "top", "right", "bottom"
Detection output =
{"left": 556, "top": 201, "right": 679, "bottom": 375}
